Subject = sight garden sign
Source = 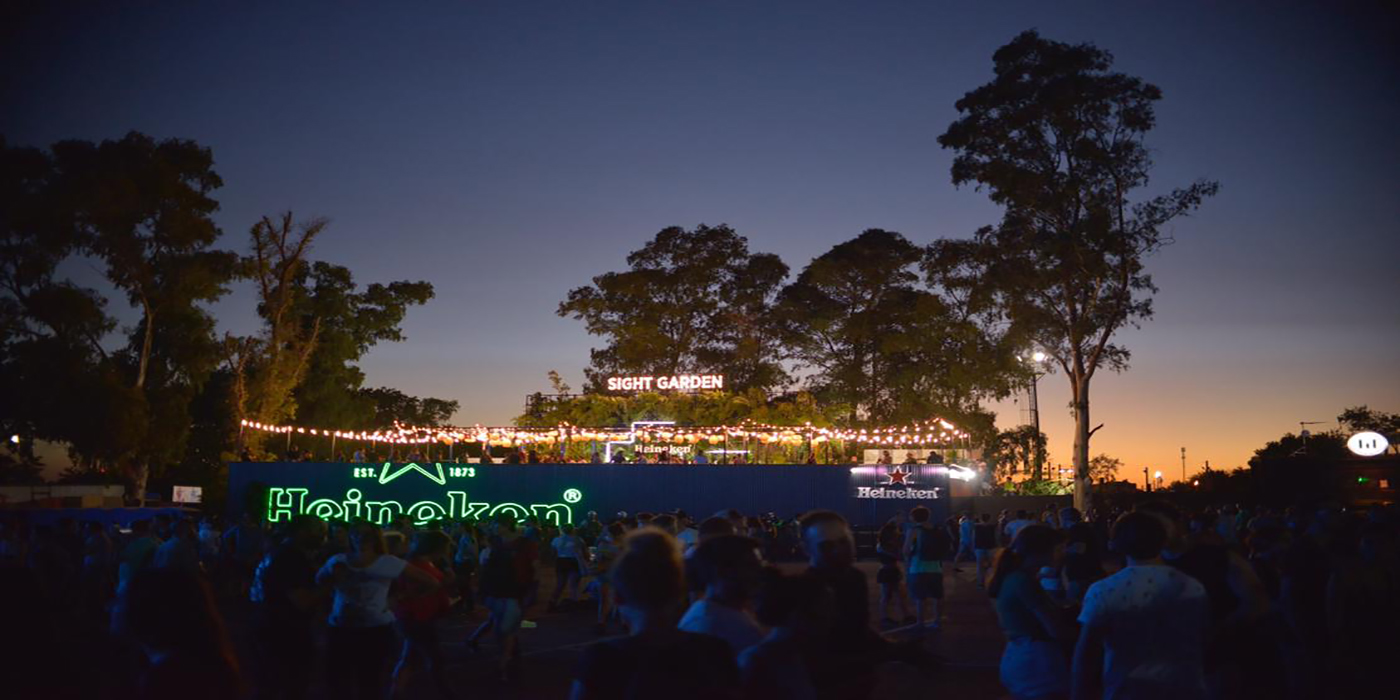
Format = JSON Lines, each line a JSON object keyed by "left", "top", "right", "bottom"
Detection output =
{"left": 227, "top": 459, "right": 950, "bottom": 528}
{"left": 605, "top": 374, "right": 724, "bottom": 392}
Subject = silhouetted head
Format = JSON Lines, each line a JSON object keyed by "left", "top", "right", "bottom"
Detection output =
{"left": 350, "top": 522, "right": 387, "bottom": 556}
{"left": 610, "top": 528, "right": 685, "bottom": 615}
{"left": 1111, "top": 511, "right": 1169, "bottom": 562}
{"left": 799, "top": 510, "right": 854, "bottom": 569}
{"left": 692, "top": 534, "right": 763, "bottom": 602}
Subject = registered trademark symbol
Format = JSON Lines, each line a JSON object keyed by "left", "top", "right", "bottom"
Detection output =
{"left": 563, "top": 488, "right": 582, "bottom": 503}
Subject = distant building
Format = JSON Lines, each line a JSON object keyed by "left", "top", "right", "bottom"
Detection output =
{"left": 1251, "top": 455, "right": 1399, "bottom": 506}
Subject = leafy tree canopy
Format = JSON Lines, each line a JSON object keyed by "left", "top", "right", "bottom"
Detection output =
{"left": 1088, "top": 453, "right": 1122, "bottom": 483}
{"left": 1250, "top": 431, "right": 1348, "bottom": 464}
{"left": 776, "top": 229, "right": 1022, "bottom": 427}
{"left": 931, "top": 30, "right": 1218, "bottom": 507}
{"left": 1, "top": 133, "right": 236, "bottom": 496}
{"left": 986, "top": 424, "right": 1048, "bottom": 483}
{"left": 291, "top": 261, "right": 438, "bottom": 430}
{"left": 559, "top": 224, "right": 789, "bottom": 392}
{"left": 1338, "top": 405, "right": 1400, "bottom": 440}
{"left": 361, "top": 387, "right": 459, "bottom": 428}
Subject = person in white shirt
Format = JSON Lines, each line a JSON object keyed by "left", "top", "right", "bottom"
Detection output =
{"left": 1073, "top": 511, "right": 1209, "bottom": 700}
{"left": 676, "top": 513, "right": 700, "bottom": 552}
{"left": 153, "top": 519, "right": 201, "bottom": 574}
{"left": 954, "top": 512, "right": 976, "bottom": 569}
{"left": 679, "top": 534, "right": 765, "bottom": 653}
{"left": 317, "top": 522, "right": 440, "bottom": 700}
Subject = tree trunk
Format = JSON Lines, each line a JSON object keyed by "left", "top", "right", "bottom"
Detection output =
{"left": 1072, "top": 375, "right": 1093, "bottom": 512}
{"left": 133, "top": 297, "right": 154, "bottom": 506}
{"left": 135, "top": 299, "right": 154, "bottom": 390}
{"left": 133, "top": 461, "right": 150, "bottom": 507}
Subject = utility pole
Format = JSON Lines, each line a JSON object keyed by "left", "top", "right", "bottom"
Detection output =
{"left": 1297, "top": 421, "right": 1325, "bottom": 456}
{"left": 1144, "top": 466, "right": 1150, "bottom": 492}
{"left": 1180, "top": 447, "right": 1186, "bottom": 483}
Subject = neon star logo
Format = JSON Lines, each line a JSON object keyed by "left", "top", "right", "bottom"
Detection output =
{"left": 377, "top": 462, "right": 446, "bottom": 486}
{"left": 886, "top": 466, "right": 913, "bottom": 486}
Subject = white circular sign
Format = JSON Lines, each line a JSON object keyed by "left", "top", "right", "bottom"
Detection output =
{"left": 1347, "top": 431, "right": 1390, "bottom": 457}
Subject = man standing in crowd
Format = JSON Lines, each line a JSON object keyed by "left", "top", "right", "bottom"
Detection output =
{"left": 474, "top": 514, "right": 528, "bottom": 680}
{"left": 117, "top": 519, "right": 161, "bottom": 592}
{"left": 1073, "top": 511, "right": 1209, "bottom": 700}
{"left": 250, "top": 515, "right": 327, "bottom": 700}
{"left": 223, "top": 513, "right": 268, "bottom": 594}
{"left": 1004, "top": 509, "right": 1036, "bottom": 543}
{"left": 955, "top": 510, "right": 976, "bottom": 571}
{"left": 800, "top": 510, "right": 873, "bottom": 650}
{"left": 904, "top": 506, "right": 949, "bottom": 630}
{"left": 1059, "top": 507, "right": 1104, "bottom": 602}
{"left": 678, "top": 534, "right": 765, "bottom": 652}
{"left": 153, "top": 519, "right": 201, "bottom": 574}
{"left": 675, "top": 512, "right": 699, "bottom": 552}
{"left": 578, "top": 510, "right": 604, "bottom": 546}
{"left": 1138, "top": 500, "right": 1273, "bottom": 698}
{"left": 548, "top": 524, "right": 589, "bottom": 611}
{"left": 972, "top": 513, "right": 998, "bottom": 588}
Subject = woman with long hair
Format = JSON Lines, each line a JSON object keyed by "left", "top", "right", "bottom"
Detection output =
{"left": 875, "top": 519, "right": 914, "bottom": 626}
{"left": 988, "top": 524, "right": 1075, "bottom": 700}
{"left": 318, "top": 521, "right": 441, "bottom": 700}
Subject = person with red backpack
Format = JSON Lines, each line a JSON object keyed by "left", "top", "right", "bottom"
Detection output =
{"left": 904, "top": 505, "right": 950, "bottom": 630}
{"left": 391, "top": 531, "right": 455, "bottom": 699}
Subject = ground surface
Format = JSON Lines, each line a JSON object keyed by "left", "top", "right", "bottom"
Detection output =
{"left": 229, "top": 558, "right": 1008, "bottom": 699}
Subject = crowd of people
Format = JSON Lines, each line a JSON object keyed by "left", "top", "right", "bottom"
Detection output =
{"left": 1, "top": 497, "right": 1397, "bottom": 699}
{"left": 968, "top": 501, "right": 1400, "bottom": 699}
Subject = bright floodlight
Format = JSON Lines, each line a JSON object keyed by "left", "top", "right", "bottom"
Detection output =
{"left": 8, "top": 434, "right": 17, "bottom": 444}
{"left": 1154, "top": 470, "right": 1163, "bottom": 479}
{"left": 1032, "top": 351, "right": 1047, "bottom": 363}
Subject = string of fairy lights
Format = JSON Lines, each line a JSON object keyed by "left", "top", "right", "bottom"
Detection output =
{"left": 238, "top": 417, "right": 970, "bottom": 448}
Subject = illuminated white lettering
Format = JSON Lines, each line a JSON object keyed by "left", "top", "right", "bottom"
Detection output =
{"left": 606, "top": 374, "right": 725, "bottom": 392}
{"left": 854, "top": 486, "right": 941, "bottom": 499}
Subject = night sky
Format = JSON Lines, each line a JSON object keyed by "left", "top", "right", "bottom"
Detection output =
{"left": 6, "top": 1, "right": 1398, "bottom": 479}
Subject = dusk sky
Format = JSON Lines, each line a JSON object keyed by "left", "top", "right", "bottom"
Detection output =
{"left": 6, "top": 1, "right": 1397, "bottom": 480}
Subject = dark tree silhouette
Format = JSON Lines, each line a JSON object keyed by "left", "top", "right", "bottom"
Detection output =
{"left": 930, "top": 31, "right": 1218, "bottom": 509}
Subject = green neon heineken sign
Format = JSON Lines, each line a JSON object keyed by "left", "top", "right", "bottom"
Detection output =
{"left": 265, "top": 462, "right": 583, "bottom": 526}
